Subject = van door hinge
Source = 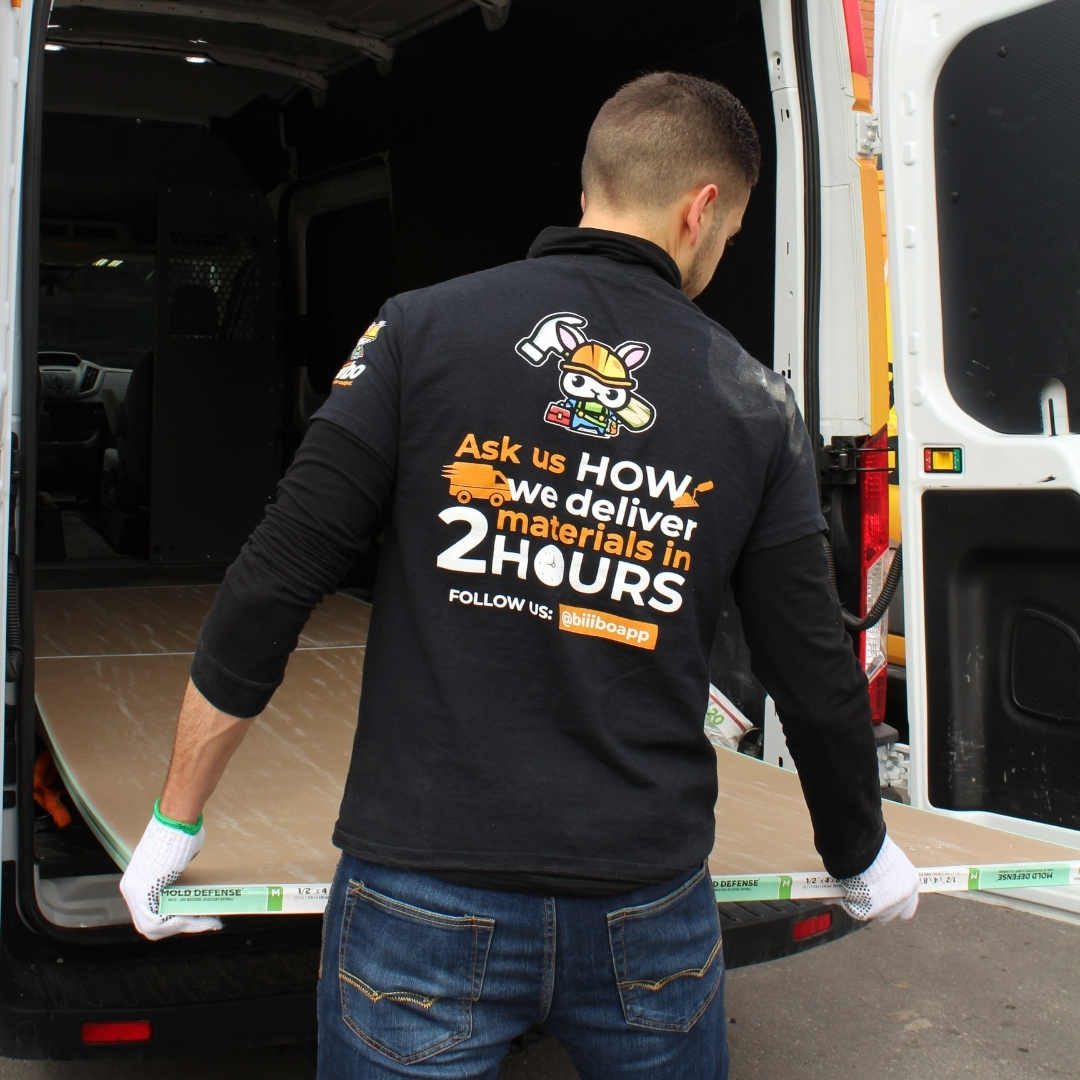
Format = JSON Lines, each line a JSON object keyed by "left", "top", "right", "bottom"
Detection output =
{"left": 821, "top": 438, "right": 858, "bottom": 485}
{"left": 855, "top": 112, "right": 882, "bottom": 158}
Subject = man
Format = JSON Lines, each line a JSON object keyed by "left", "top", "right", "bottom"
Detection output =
{"left": 120, "top": 73, "right": 919, "bottom": 1078}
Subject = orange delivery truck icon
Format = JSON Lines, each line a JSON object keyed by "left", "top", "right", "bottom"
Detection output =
{"left": 442, "top": 462, "right": 512, "bottom": 507}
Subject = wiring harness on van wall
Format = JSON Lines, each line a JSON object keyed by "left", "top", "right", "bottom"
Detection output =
{"left": 825, "top": 541, "right": 902, "bottom": 634}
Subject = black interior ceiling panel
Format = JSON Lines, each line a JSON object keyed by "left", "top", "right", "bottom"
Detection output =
{"left": 291, "top": 0, "right": 777, "bottom": 366}
{"left": 934, "top": 0, "right": 1080, "bottom": 433}
{"left": 152, "top": 184, "right": 283, "bottom": 563}
{"left": 923, "top": 490, "right": 1080, "bottom": 829}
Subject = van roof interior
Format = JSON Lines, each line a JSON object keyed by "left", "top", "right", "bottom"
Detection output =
{"left": 35, "top": 0, "right": 776, "bottom": 582}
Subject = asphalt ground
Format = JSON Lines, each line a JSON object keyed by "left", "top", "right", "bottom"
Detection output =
{"left": 2, "top": 893, "right": 1077, "bottom": 1079}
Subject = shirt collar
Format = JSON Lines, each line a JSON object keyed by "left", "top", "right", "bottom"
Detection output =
{"left": 526, "top": 226, "right": 682, "bottom": 291}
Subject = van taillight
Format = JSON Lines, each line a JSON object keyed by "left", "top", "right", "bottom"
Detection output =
{"left": 792, "top": 911, "right": 832, "bottom": 941}
{"left": 81, "top": 1021, "right": 152, "bottom": 1044}
{"left": 859, "top": 427, "right": 891, "bottom": 722}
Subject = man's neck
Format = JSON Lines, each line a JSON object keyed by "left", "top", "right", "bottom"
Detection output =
{"left": 577, "top": 208, "right": 676, "bottom": 262}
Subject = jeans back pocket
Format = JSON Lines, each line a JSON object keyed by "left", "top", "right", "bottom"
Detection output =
{"left": 337, "top": 878, "right": 495, "bottom": 1065}
{"left": 606, "top": 866, "right": 723, "bottom": 1033}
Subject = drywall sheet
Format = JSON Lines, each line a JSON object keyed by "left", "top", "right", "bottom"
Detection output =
{"left": 707, "top": 750, "right": 1080, "bottom": 902}
{"left": 147, "top": 743, "right": 1080, "bottom": 916}
{"left": 33, "top": 585, "right": 1080, "bottom": 917}
{"left": 35, "top": 586, "right": 370, "bottom": 896}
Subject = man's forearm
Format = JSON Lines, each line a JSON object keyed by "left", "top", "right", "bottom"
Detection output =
{"left": 159, "top": 423, "right": 390, "bottom": 824}
{"left": 730, "top": 531, "right": 885, "bottom": 878}
{"left": 158, "top": 679, "right": 253, "bottom": 825}
{"left": 191, "top": 419, "right": 392, "bottom": 718}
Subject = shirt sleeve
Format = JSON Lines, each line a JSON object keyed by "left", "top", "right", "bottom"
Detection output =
{"left": 309, "top": 299, "right": 404, "bottom": 473}
{"left": 190, "top": 419, "right": 393, "bottom": 718}
{"left": 729, "top": 530, "right": 886, "bottom": 879}
{"left": 741, "top": 378, "right": 826, "bottom": 553}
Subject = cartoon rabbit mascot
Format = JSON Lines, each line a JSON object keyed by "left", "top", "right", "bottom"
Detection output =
{"left": 521, "top": 316, "right": 654, "bottom": 438}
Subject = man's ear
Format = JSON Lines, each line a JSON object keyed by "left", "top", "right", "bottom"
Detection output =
{"left": 685, "top": 184, "right": 720, "bottom": 246}
{"left": 580, "top": 191, "right": 587, "bottom": 213}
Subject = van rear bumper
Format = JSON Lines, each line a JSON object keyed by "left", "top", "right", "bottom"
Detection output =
{"left": 0, "top": 864, "right": 320, "bottom": 1059}
{"left": 0, "top": 865, "right": 859, "bottom": 1060}
{"left": 719, "top": 896, "right": 861, "bottom": 968}
{"left": 2, "top": 991, "right": 317, "bottom": 1060}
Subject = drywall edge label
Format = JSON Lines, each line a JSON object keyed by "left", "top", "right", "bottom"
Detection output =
{"left": 159, "top": 884, "right": 331, "bottom": 915}
{"left": 968, "top": 864, "right": 1079, "bottom": 890}
{"left": 711, "top": 863, "right": 1080, "bottom": 905}
{"left": 157, "top": 864, "right": 1080, "bottom": 916}
{"left": 711, "top": 875, "right": 792, "bottom": 902}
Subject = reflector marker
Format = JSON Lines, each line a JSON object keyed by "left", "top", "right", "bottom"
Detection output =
{"left": 923, "top": 447, "right": 963, "bottom": 473}
{"left": 82, "top": 1021, "right": 152, "bottom": 1044}
{"left": 792, "top": 912, "right": 833, "bottom": 940}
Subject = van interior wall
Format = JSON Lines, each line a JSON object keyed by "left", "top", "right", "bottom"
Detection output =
{"left": 40, "top": 115, "right": 252, "bottom": 238}
{"left": 38, "top": 115, "right": 277, "bottom": 569}
{"left": 36, "top": 112, "right": 284, "bottom": 568}
{"left": 288, "top": 0, "right": 777, "bottom": 392}
{"left": 34, "top": 0, "right": 774, "bottom": 571}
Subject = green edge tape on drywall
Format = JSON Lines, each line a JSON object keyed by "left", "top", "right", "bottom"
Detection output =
{"left": 158, "top": 864, "right": 1080, "bottom": 915}
{"left": 160, "top": 885, "right": 282, "bottom": 916}
{"left": 712, "top": 875, "right": 790, "bottom": 902}
{"left": 967, "top": 864, "right": 1073, "bottom": 891}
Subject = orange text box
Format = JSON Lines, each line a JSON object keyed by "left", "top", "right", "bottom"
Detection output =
{"left": 558, "top": 605, "right": 658, "bottom": 651}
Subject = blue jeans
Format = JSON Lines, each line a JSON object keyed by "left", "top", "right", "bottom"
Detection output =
{"left": 317, "top": 854, "right": 728, "bottom": 1079}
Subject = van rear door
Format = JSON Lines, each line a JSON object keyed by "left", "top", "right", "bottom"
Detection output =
{"left": 880, "top": 0, "right": 1080, "bottom": 912}
{"left": 1, "top": 1, "right": 42, "bottom": 866}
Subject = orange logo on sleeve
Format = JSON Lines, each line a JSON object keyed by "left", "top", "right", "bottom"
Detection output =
{"left": 558, "top": 605, "right": 658, "bottom": 650}
{"left": 673, "top": 480, "right": 714, "bottom": 508}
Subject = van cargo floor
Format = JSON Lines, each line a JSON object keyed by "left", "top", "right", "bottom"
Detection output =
{"left": 32, "top": 586, "right": 1080, "bottom": 918}
{"left": 34, "top": 586, "right": 368, "bottom": 894}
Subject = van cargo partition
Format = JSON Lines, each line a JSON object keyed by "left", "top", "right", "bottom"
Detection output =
{"left": 152, "top": 184, "right": 284, "bottom": 563}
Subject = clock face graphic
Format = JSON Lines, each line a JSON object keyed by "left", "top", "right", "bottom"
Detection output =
{"left": 533, "top": 544, "right": 565, "bottom": 588}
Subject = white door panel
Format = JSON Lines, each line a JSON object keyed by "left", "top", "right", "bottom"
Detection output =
{"left": 761, "top": 0, "right": 805, "bottom": 404}
{"left": 810, "top": 0, "right": 874, "bottom": 435}
{"left": 819, "top": 182, "right": 869, "bottom": 440}
{"left": 808, "top": 0, "right": 861, "bottom": 188}
{"left": 765, "top": 0, "right": 879, "bottom": 433}
{"left": 881, "top": 0, "right": 1080, "bottom": 878}
{"left": 769, "top": 84, "right": 804, "bottom": 396}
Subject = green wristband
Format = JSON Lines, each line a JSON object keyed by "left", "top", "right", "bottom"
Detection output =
{"left": 154, "top": 799, "right": 203, "bottom": 835}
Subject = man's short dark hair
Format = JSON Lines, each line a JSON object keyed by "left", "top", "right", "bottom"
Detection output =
{"left": 582, "top": 72, "right": 761, "bottom": 214}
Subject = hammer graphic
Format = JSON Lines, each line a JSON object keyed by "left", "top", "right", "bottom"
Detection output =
{"left": 515, "top": 312, "right": 588, "bottom": 366}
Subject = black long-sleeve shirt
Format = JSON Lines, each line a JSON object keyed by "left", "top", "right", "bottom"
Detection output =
{"left": 192, "top": 229, "right": 884, "bottom": 893}
{"left": 194, "top": 417, "right": 883, "bottom": 889}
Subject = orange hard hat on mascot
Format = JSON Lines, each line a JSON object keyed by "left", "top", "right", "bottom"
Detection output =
{"left": 559, "top": 343, "right": 635, "bottom": 388}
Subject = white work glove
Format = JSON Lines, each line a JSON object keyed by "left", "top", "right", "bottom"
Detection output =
{"left": 837, "top": 834, "right": 920, "bottom": 922}
{"left": 119, "top": 801, "right": 223, "bottom": 940}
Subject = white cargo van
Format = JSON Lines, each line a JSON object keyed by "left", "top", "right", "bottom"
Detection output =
{"left": 0, "top": 0, "right": 1070, "bottom": 1060}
